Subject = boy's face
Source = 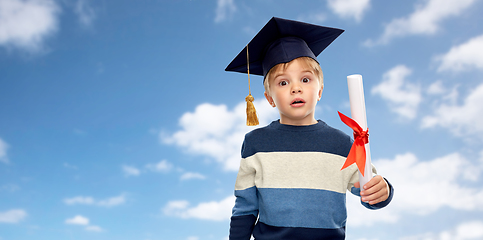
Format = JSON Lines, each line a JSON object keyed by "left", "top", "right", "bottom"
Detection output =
{"left": 264, "top": 58, "right": 323, "bottom": 126}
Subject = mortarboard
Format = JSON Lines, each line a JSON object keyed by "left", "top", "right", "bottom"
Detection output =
{"left": 225, "top": 17, "right": 344, "bottom": 126}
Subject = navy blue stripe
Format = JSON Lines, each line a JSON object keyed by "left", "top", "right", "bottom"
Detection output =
{"left": 257, "top": 188, "right": 347, "bottom": 229}
{"left": 253, "top": 221, "right": 346, "bottom": 240}
{"left": 230, "top": 215, "right": 257, "bottom": 240}
{"left": 242, "top": 121, "right": 352, "bottom": 158}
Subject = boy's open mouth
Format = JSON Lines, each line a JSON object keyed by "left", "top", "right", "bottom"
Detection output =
{"left": 291, "top": 98, "right": 305, "bottom": 107}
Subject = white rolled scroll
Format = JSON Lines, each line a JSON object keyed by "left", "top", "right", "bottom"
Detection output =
{"left": 347, "top": 74, "right": 373, "bottom": 188}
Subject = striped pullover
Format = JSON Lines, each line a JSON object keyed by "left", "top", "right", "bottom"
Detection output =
{"left": 229, "top": 120, "right": 393, "bottom": 240}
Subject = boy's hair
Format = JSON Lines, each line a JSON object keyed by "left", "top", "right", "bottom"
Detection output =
{"left": 264, "top": 57, "right": 324, "bottom": 93}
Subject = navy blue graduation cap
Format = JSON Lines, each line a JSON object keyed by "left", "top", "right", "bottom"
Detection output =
{"left": 225, "top": 17, "right": 344, "bottom": 126}
{"left": 226, "top": 17, "right": 344, "bottom": 77}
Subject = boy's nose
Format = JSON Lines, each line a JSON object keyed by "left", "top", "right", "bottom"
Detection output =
{"left": 291, "top": 85, "right": 302, "bottom": 94}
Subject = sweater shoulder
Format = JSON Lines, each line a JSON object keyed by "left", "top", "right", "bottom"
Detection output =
{"left": 241, "top": 120, "right": 352, "bottom": 158}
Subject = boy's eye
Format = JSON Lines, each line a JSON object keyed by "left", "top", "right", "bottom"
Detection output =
{"left": 279, "top": 80, "right": 288, "bottom": 86}
{"left": 302, "top": 77, "right": 310, "bottom": 83}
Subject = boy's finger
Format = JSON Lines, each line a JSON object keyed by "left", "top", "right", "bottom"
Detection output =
{"left": 354, "top": 182, "right": 360, "bottom": 188}
{"left": 362, "top": 185, "right": 389, "bottom": 203}
{"left": 368, "top": 195, "right": 389, "bottom": 205}
{"left": 361, "top": 188, "right": 386, "bottom": 202}
{"left": 361, "top": 181, "right": 385, "bottom": 196}
{"left": 361, "top": 183, "right": 381, "bottom": 195}
{"left": 363, "top": 175, "right": 383, "bottom": 189}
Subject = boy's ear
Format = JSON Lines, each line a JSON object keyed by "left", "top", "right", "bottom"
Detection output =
{"left": 318, "top": 85, "right": 324, "bottom": 101}
{"left": 264, "top": 92, "right": 276, "bottom": 107}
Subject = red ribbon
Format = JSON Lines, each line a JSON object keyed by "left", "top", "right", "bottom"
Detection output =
{"left": 338, "top": 111, "right": 369, "bottom": 176}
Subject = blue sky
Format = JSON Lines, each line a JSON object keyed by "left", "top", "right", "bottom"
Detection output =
{"left": 1, "top": 0, "right": 483, "bottom": 239}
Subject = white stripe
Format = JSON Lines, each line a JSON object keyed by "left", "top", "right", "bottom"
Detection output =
{"left": 235, "top": 152, "right": 376, "bottom": 194}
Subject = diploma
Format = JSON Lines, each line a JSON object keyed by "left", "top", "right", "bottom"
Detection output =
{"left": 347, "top": 74, "right": 372, "bottom": 188}
{"left": 339, "top": 74, "right": 373, "bottom": 189}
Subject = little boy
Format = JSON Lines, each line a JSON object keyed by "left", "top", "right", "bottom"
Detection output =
{"left": 225, "top": 17, "right": 394, "bottom": 240}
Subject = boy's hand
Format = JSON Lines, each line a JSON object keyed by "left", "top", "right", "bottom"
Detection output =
{"left": 354, "top": 175, "right": 389, "bottom": 205}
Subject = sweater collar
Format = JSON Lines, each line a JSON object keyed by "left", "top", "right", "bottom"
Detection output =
{"left": 268, "top": 119, "right": 326, "bottom": 132}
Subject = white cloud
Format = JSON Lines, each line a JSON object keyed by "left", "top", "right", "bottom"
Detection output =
{"left": 371, "top": 65, "right": 421, "bottom": 119}
{"left": 427, "top": 80, "right": 445, "bottom": 95}
{"left": 426, "top": 80, "right": 459, "bottom": 105}
{"left": 65, "top": 215, "right": 104, "bottom": 232}
{"left": 453, "top": 221, "right": 483, "bottom": 239}
{"left": 64, "top": 196, "right": 95, "bottom": 205}
{"left": 365, "top": 0, "right": 476, "bottom": 46}
{"left": 0, "top": 138, "right": 9, "bottom": 164}
{"left": 421, "top": 83, "right": 483, "bottom": 138}
{"left": 63, "top": 162, "right": 78, "bottom": 169}
{"left": 400, "top": 220, "right": 483, "bottom": 240}
{"left": 64, "top": 194, "right": 126, "bottom": 207}
{"left": 74, "top": 0, "right": 96, "bottom": 28}
{"left": 122, "top": 165, "right": 140, "bottom": 177}
{"left": 163, "top": 200, "right": 189, "bottom": 212}
{"left": 348, "top": 152, "right": 483, "bottom": 227}
{"left": 163, "top": 196, "right": 235, "bottom": 221}
{"left": 124, "top": 161, "right": 205, "bottom": 180}
{"left": 0, "top": 0, "right": 60, "bottom": 52}
{"left": 85, "top": 225, "right": 103, "bottom": 232}
{"left": 97, "top": 195, "right": 126, "bottom": 207}
{"left": 65, "top": 215, "right": 89, "bottom": 225}
{"left": 1, "top": 184, "right": 20, "bottom": 192}
{"left": 146, "top": 159, "right": 173, "bottom": 173}
{"left": 346, "top": 190, "right": 399, "bottom": 227}
{"left": 0, "top": 209, "right": 27, "bottom": 223}
{"left": 436, "top": 34, "right": 483, "bottom": 72}
{"left": 161, "top": 99, "right": 278, "bottom": 171}
{"left": 381, "top": 152, "right": 483, "bottom": 211}
{"left": 327, "top": 0, "right": 371, "bottom": 22}
{"left": 180, "top": 172, "right": 206, "bottom": 181}
{"left": 297, "top": 12, "right": 327, "bottom": 24}
{"left": 214, "top": 0, "right": 236, "bottom": 23}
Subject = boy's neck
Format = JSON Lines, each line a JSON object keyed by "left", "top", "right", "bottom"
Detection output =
{"left": 279, "top": 118, "right": 318, "bottom": 126}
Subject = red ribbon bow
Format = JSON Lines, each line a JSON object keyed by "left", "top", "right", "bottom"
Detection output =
{"left": 338, "top": 111, "right": 369, "bottom": 176}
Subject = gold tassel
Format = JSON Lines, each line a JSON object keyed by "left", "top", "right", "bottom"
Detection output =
{"left": 246, "top": 94, "right": 259, "bottom": 126}
{"left": 245, "top": 45, "right": 259, "bottom": 126}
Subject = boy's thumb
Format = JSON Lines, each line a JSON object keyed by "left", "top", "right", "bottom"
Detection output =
{"left": 354, "top": 182, "right": 360, "bottom": 188}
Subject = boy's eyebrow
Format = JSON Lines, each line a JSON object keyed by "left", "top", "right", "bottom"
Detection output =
{"left": 272, "top": 72, "right": 286, "bottom": 80}
{"left": 301, "top": 69, "right": 315, "bottom": 74}
{"left": 272, "top": 69, "right": 315, "bottom": 80}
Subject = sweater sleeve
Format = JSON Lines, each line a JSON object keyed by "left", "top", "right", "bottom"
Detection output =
{"left": 229, "top": 177, "right": 259, "bottom": 239}
{"left": 229, "top": 214, "right": 257, "bottom": 240}
{"left": 350, "top": 178, "right": 394, "bottom": 210}
{"left": 229, "top": 138, "right": 259, "bottom": 240}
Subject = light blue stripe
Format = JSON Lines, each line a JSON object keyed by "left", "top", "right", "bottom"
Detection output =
{"left": 233, "top": 186, "right": 259, "bottom": 217}
{"left": 257, "top": 188, "right": 347, "bottom": 229}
